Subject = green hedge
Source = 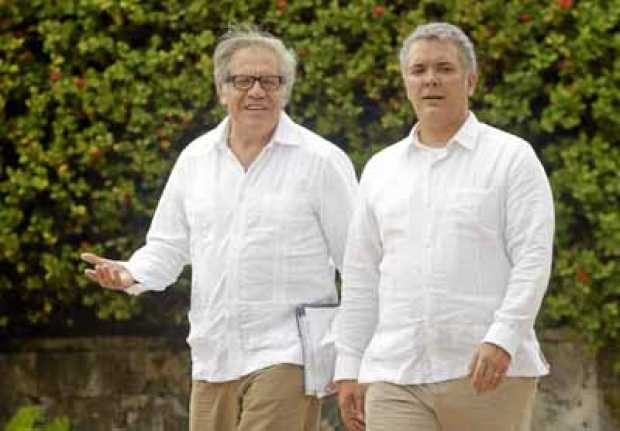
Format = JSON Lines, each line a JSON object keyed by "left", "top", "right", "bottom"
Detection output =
{"left": 4, "top": 406, "right": 70, "bottom": 431}
{"left": 1, "top": 0, "right": 618, "bottom": 368}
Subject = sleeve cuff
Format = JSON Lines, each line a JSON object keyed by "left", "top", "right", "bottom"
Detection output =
{"left": 333, "top": 353, "right": 362, "bottom": 382}
{"left": 116, "top": 260, "right": 149, "bottom": 296}
{"left": 482, "top": 321, "right": 522, "bottom": 359}
{"left": 124, "top": 283, "right": 148, "bottom": 296}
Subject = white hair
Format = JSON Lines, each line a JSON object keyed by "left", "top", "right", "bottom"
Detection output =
{"left": 214, "top": 27, "right": 297, "bottom": 105}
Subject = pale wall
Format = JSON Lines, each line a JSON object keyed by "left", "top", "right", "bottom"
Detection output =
{"left": 0, "top": 331, "right": 618, "bottom": 430}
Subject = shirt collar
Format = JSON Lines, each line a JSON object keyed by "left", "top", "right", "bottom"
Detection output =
{"left": 213, "top": 118, "right": 230, "bottom": 150}
{"left": 214, "top": 111, "right": 300, "bottom": 150}
{"left": 451, "top": 112, "right": 480, "bottom": 150}
{"left": 409, "top": 111, "right": 481, "bottom": 151}
{"left": 270, "top": 111, "right": 300, "bottom": 146}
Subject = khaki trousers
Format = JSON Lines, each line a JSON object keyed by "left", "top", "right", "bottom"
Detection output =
{"left": 365, "top": 377, "right": 537, "bottom": 431}
{"left": 190, "top": 363, "right": 320, "bottom": 431}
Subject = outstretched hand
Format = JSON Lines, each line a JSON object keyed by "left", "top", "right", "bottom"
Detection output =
{"left": 81, "top": 253, "right": 135, "bottom": 290}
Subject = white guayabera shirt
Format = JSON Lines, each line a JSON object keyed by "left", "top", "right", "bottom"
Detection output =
{"left": 122, "top": 112, "right": 357, "bottom": 382}
{"left": 334, "top": 112, "right": 555, "bottom": 385}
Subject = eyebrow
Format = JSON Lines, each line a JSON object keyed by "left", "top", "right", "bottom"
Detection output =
{"left": 409, "top": 59, "right": 457, "bottom": 68}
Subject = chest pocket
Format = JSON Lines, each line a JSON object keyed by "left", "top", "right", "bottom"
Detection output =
{"left": 431, "top": 188, "right": 497, "bottom": 297}
{"left": 186, "top": 200, "right": 220, "bottom": 258}
{"left": 442, "top": 187, "right": 500, "bottom": 237}
{"left": 245, "top": 185, "right": 313, "bottom": 231}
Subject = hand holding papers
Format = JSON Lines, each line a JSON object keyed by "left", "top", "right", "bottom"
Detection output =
{"left": 296, "top": 302, "right": 339, "bottom": 398}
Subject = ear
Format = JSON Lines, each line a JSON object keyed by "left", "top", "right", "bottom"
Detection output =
{"left": 217, "top": 83, "right": 228, "bottom": 105}
{"left": 466, "top": 72, "right": 478, "bottom": 97}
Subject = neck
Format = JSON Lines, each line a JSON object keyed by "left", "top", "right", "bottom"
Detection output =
{"left": 418, "top": 111, "right": 469, "bottom": 148}
{"left": 227, "top": 122, "right": 277, "bottom": 171}
{"left": 229, "top": 121, "right": 276, "bottom": 147}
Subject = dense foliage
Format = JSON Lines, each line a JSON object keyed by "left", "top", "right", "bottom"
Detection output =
{"left": 4, "top": 406, "right": 70, "bottom": 431}
{"left": 1, "top": 0, "right": 618, "bottom": 367}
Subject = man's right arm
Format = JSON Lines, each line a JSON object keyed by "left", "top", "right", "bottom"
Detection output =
{"left": 334, "top": 187, "right": 381, "bottom": 379}
{"left": 334, "top": 167, "right": 382, "bottom": 430}
{"left": 82, "top": 154, "right": 191, "bottom": 294}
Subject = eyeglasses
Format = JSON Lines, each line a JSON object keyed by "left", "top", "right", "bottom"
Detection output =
{"left": 226, "top": 75, "right": 285, "bottom": 92}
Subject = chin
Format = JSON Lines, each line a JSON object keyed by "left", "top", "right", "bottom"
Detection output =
{"left": 418, "top": 109, "right": 444, "bottom": 122}
{"left": 243, "top": 114, "right": 278, "bottom": 128}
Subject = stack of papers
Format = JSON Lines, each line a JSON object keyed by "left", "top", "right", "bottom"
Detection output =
{"left": 296, "top": 302, "right": 339, "bottom": 398}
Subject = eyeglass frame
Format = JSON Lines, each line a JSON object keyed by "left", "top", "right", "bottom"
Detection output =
{"left": 225, "top": 74, "right": 286, "bottom": 92}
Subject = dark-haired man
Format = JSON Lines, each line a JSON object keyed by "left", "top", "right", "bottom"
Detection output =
{"left": 335, "top": 22, "right": 554, "bottom": 431}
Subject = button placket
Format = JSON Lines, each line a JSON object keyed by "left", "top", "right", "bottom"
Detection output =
{"left": 417, "top": 154, "right": 433, "bottom": 323}
{"left": 218, "top": 150, "right": 247, "bottom": 374}
{"left": 228, "top": 149, "right": 274, "bottom": 370}
{"left": 421, "top": 153, "right": 433, "bottom": 256}
{"left": 424, "top": 161, "right": 433, "bottom": 250}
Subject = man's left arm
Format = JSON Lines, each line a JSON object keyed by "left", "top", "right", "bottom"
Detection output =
{"left": 472, "top": 143, "right": 555, "bottom": 393}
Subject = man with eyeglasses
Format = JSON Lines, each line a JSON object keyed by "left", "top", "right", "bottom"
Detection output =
{"left": 81, "top": 28, "right": 357, "bottom": 431}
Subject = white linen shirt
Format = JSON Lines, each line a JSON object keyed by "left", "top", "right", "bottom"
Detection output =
{"left": 123, "top": 112, "right": 357, "bottom": 382}
{"left": 334, "top": 112, "right": 554, "bottom": 385}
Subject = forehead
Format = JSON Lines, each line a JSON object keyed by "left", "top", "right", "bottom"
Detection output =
{"left": 406, "top": 39, "right": 463, "bottom": 66}
{"left": 229, "top": 46, "right": 280, "bottom": 73}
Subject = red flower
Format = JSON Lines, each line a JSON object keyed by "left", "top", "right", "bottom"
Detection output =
{"left": 49, "top": 70, "right": 62, "bottom": 82}
{"left": 372, "top": 4, "right": 386, "bottom": 18}
{"left": 276, "top": 0, "right": 288, "bottom": 14}
{"left": 556, "top": 0, "right": 573, "bottom": 10}
{"left": 576, "top": 267, "right": 591, "bottom": 285}
{"left": 74, "top": 77, "right": 87, "bottom": 90}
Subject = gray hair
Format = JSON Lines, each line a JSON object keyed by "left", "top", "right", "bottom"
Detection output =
{"left": 213, "top": 27, "right": 297, "bottom": 105}
{"left": 399, "top": 22, "right": 477, "bottom": 76}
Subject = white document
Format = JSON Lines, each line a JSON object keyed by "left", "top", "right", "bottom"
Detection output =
{"left": 296, "top": 302, "right": 339, "bottom": 398}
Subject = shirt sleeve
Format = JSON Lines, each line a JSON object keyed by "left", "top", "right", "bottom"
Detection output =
{"left": 334, "top": 163, "right": 381, "bottom": 381}
{"left": 483, "top": 143, "right": 555, "bottom": 357}
{"left": 317, "top": 148, "right": 359, "bottom": 272}
{"left": 121, "top": 152, "right": 191, "bottom": 294}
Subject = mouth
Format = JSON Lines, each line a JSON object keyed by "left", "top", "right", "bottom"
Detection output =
{"left": 422, "top": 96, "right": 443, "bottom": 100}
{"left": 245, "top": 105, "right": 267, "bottom": 111}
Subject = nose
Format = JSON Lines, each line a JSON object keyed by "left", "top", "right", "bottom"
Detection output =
{"left": 423, "top": 70, "right": 439, "bottom": 86}
{"left": 247, "top": 79, "right": 266, "bottom": 97}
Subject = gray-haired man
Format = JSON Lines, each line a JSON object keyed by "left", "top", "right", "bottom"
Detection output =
{"left": 335, "top": 22, "right": 554, "bottom": 431}
{"left": 82, "top": 28, "right": 357, "bottom": 431}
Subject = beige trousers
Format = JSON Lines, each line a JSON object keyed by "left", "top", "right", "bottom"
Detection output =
{"left": 365, "top": 377, "right": 537, "bottom": 431}
{"left": 190, "top": 363, "right": 320, "bottom": 431}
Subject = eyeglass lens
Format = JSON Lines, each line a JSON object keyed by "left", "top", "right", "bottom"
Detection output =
{"left": 230, "top": 75, "right": 283, "bottom": 91}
